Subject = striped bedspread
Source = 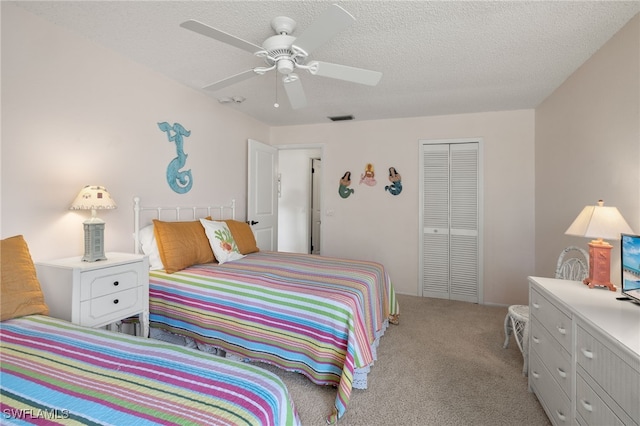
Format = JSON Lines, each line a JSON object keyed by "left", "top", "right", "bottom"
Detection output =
{"left": 0, "top": 315, "right": 300, "bottom": 426}
{"left": 149, "top": 251, "right": 399, "bottom": 423}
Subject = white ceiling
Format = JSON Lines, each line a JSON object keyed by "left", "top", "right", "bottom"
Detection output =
{"left": 12, "top": 1, "right": 640, "bottom": 126}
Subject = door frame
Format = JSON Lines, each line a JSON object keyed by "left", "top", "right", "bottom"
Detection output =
{"left": 418, "top": 138, "right": 484, "bottom": 302}
{"left": 275, "top": 143, "right": 325, "bottom": 253}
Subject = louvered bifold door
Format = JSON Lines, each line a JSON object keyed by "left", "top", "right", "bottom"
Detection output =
{"left": 422, "top": 144, "right": 451, "bottom": 299}
{"left": 421, "top": 142, "right": 479, "bottom": 303}
{"left": 449, "top": 143, "right": 479, "bottom": 302}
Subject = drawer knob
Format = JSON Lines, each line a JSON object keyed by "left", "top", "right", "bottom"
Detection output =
{"left": 531, "top": 370, "right": 540, "bottom": 379}
{"left": 555, "top": 411, "right": 566, "bottom": 422}
{"left": 532, "top": 336, "right": 540, "bottom": 344}
{"left": 581, "top": 348, "right": 594, "bottom": 359}
{"left": 113, "top": 281, "right": 120, "bottom": 286}
{"left": 556, "top": 368, "right": 567, "bottom": 379}
{"left": 113, "top": 299, "right": 119, "bottom": 305}
{"left": 580, "top": 399, "right": 593, "bottom": 412}
{"left": 532, "top": 302, "right": 540, "bottom": 309}
{"left": 556, "top": 325, "right": 567, "bottom": 335}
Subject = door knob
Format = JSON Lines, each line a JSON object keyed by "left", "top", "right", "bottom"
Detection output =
{"left": 248, "top": 220, "right": 259, "bottom": 225}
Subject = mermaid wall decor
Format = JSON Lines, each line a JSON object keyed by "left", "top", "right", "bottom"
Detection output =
{"left": 359, "top": 163, "right": 377, "bottom": 186}
{"left": 158, "top": 121, "right": 193, "bottom": 194}
{"left": 384, "top": 167, "right": 402, "bottom": 195}
{"left": 338, "top": 171, "right": 354, "bottom": 199}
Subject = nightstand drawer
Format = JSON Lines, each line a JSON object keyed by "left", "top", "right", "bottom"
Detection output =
{"left": 530, "top": 287, "right": 572, "bottom": 352}
{"left": 81, "top": 287, "right": 142, "bottom": 326}
{"left": 80, "top": 263, "right": 143, "bottom": 300}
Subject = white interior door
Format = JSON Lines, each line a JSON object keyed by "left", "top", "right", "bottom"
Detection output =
{"left": 248, "top": 139, "right": 278, "bottom": 251}
{"left": 311, "top": 158, "right": 322, "bottom": 254}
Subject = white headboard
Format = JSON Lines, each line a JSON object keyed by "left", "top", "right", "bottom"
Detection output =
{"left": 133, "top": 196, "right": 236, "bottom": 254}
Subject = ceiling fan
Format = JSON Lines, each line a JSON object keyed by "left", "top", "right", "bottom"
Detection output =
{"left": 180, "top": 3, "right": 382, "bottom": 109}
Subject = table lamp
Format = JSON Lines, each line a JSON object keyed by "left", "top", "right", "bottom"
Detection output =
{"left": 565, "top": 200, "right": 634, "bottom": 291}
{"left": 70, "top": 185, "right": 117, "bottom": 262}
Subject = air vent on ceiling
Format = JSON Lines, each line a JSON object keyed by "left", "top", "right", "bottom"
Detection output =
{"left": 328, "top": 115, "right": 354, "bottom": 122}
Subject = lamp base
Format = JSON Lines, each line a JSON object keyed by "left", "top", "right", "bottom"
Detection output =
{"left": 82, "top": 221, "right": 107, "bottom": 262}
{"left": 583, "top": 240, "right": 616, "bottom": 291}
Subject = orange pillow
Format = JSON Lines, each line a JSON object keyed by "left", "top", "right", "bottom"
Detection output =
{"left": 1, "top": 235, "right": 49, "bottom": 320}
{"left": 153, "top": 219, "right": 215, "bottom": 273}
{"left": 224, "top": 220, "right": 259, "bottom": 255}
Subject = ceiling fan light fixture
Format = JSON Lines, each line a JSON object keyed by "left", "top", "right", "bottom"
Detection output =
{"left": 277, "top": 58, "right": 295, "bottom": 75}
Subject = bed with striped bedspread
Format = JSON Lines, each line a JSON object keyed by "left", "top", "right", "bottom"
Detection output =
{"left": 0, "top": 315, "right": 300, "bottom": 426}
{"left": 149, "top": 251, "right": 399, "bottom": 424}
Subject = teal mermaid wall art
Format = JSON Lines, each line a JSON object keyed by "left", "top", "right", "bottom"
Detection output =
{"left": 158, "top": 122, "right": 193, "bottom": 194}
{"left": 384, "top": 167, "right": 402, "bottom": 195}
{"left": 338, "top": 171, "right": 354, "bottom": 199}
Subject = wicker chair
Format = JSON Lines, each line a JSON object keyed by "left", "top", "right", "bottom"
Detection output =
{"left": 555, "top": 245, "right": 589, "bottom": 281}
{"left": 503, "top": 246, "right": 589, "bottom": 376}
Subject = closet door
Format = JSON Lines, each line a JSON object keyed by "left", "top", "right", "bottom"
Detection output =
{"left": 421, "top": 141, "right": 480, "bottom": 303}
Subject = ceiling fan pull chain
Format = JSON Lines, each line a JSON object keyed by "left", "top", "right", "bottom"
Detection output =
{"left": 274, "top": 71, "right": 279, "bottom": 108}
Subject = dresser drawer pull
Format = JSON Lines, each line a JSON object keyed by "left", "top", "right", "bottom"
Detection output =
{"left": 556, "top": 368, "right": 567, "bottom": 379}
{"left": 532, "top": 302, "right": 540, "bottom": 309}
{"left": 555, "top": 411, "right": 566, "bottom": 422}
{"left": 113, "top": 281, "right": 120, "bottom": 286}
{"left": 113, "top": 299, "right": 119, "bottom": 305}
{"left": 532, "top": 335, "right": 540, "bottom": 344}
{"left": 580, "top": 399, "right": 593, "bottom": 412}
{"left": 531, "top": 370, "right": 540, "bottom": 379}
{"left": 556, "top": 325, "right": 567, "bottom": 335}
{"left": 580, "top": 348, "right": 594, "bottom": 359}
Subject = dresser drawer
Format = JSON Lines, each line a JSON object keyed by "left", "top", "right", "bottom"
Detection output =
{"left": 530, "top": 318, "right": 572, "bottom": 398}
{"left": 576, "top": 373, "right": 626, "bottom": 426}
{"left": 576, "top": 323, "right": 640, "bottom": 422}
{"left": 529, "top": 351, "right": 571, "bottom": 425}
{"left": 530, "top": 288, "right": 572, "bottom": 352}
{"left": 80, "top": 263, "right": 143, "bottom": 300}
{"left": 80, "top": 287, "right": 142, "bottom": 327}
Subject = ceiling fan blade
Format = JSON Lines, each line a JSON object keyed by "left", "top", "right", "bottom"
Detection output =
{"left": 292, "top": 4, "right": 355, "bottom": 56}
{"left": 203, "top": 69, "right": 258, "bottom": 91}
{"left": 283, "top": 75, "right": 307, "bottom": 109}
{"left": 308, "top": 61, "right": 382, "bottom": 86}
{"left": 180, "top": 20, "right": 262, "bottom": 54}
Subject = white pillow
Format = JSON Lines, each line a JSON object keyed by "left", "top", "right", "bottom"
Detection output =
{"left": 199, "top": 219, "right": 245, "bottom": 264}
{"left": 138, "top": 225, "right": 164, "bottom": 270}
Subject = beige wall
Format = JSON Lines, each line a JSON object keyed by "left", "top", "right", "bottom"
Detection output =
{"left": 535, "top": 13, "right": 640, "bottom": 287}
{"left": 1, "top": 5, "right": 270, "bottom": 259}
{"left": 271, "top": 110, "right": 536, "bottom": 302}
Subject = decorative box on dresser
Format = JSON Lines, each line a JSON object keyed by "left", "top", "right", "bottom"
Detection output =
{"left": 528, "top": 276, "right": 640, "bottom": 426}
{"left": 35, "top": 253, "right": 149, "bottom": 337}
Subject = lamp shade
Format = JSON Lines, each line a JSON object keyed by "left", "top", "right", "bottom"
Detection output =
{"left": 565, "top": 200, "right": 633, "bottom": 240}
{"left": 70, "top": 185, "right": 117, "bottom": 211}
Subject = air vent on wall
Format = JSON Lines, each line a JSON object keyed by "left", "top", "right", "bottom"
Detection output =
{"left": 328, "top": 115, "right": 354, "bottom": 122}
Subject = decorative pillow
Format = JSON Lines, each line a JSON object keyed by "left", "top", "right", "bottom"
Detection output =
{"left": 153, "top": 219, "right": 215, "bottom": 273}
{"left": 224, "top": 220, "right": 259, "bottom": 255}
{"left": 137, "top": 225, "right": 164, "bottom": 270}
{"left": 200, "top": 219, "right": 246, "bottom": 265}
{"left": 1, "top": 235, "right": 49, "bottom": 321}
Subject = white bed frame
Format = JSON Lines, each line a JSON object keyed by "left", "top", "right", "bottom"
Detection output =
{"left": 133, "top": 196, "right": 236, "bottom": 254}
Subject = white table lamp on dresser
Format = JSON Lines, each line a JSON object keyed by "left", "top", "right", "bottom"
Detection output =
{"left": 528, "top": 276, "right": 640, "bottom": 426}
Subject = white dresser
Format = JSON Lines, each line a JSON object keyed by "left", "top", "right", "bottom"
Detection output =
{"left": 528, "top": 276, "right": 640, "bottom": 426}
{"left": 36, "top": 253, "right": 149, "bottom": 336}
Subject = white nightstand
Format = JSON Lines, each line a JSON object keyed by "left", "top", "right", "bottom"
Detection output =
{"left": 35, "top": 253, "right": 149, "bottom": 337}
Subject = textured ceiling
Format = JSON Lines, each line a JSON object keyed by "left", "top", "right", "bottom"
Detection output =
{"left": 12, "top": 1, "right": 640, "bottom": 126}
